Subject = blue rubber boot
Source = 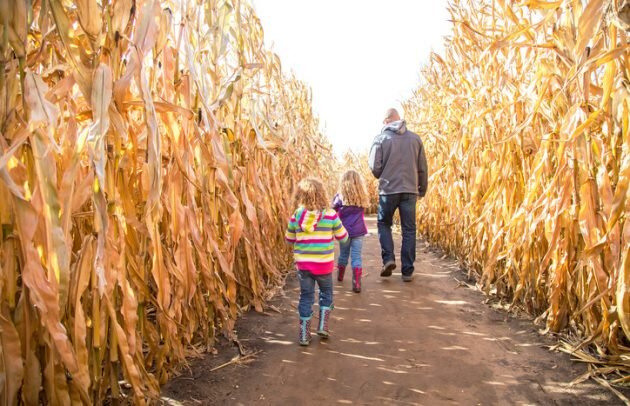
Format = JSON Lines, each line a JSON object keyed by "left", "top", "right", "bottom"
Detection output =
{"left": 317, "top": 306, "right": 333, "bottom": 338}
{"left": 299, "top": 315, "right": 312, "bottom": 346}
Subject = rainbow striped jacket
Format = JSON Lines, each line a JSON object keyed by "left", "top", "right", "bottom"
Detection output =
{"left": 285, "top": 207, "right": 349, "bottom": 274}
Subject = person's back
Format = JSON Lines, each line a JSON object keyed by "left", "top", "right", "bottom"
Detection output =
{"left": 370, "top": 120, "right": 427, "bottom": 197}
{"left": 332, "top": 170, "right": 369, "bottom": 292}
{"left": 368, "top": 108, "right": 428, "bottom": 282}
{"left": 285, "top": 178, "right": 348, "bottom": 346}
{"left": 286, "top": 207, "right": 347, "bottom": 274}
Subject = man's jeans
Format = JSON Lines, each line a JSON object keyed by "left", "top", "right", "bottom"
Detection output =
{"left": 377, "top": 193, "right": 417, "bottom": 276}
{"left": 297, "top": 270, "right": 333, "bottom": 318}
{"left": 337, "top": 237, "right": 364, "bottom": 269}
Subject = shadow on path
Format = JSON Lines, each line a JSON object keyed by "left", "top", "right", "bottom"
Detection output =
{"left": 161, "top": 216, "right": 624, "bottom": 405}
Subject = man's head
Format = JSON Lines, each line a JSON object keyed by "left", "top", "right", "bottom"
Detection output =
{"left": 383, "top": 108, "right": 400, "bottom": 124}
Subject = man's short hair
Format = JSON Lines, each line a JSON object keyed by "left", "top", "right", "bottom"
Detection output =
{"left": 384, "top": 108, "right": 400, "bottom": 122}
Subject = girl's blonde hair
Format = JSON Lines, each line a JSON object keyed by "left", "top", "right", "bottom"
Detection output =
{"left": 293, "top": 177, "right": 329, "bottom": 211}
{"left": 339, "top": 170, "right": 369, "bottom": 208}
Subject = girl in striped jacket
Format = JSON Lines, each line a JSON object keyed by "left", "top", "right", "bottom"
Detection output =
{"left": 286, "top": 178, "right": 348, "bottom": 346}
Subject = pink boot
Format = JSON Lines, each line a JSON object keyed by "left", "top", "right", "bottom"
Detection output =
{"left": 352, "top": 267, "right": 362, "bottom": 293}
{"left": 337, "top": 265, "right": 346, "bottom": 282}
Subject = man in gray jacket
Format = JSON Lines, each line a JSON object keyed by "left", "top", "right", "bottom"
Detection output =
{"left": 368, "top": 108, "right": 428, "bottom": 282}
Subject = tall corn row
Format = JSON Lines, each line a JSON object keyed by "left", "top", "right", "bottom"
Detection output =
{"left": 0, "top": 0, "right": 332, "bottom": 404}
{"left": 404, "top": 0, "right": 630, "bottom": 381}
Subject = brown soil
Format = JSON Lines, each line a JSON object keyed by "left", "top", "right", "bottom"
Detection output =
{"left": 161, "top": 216, "right": 627, "bottom": 405}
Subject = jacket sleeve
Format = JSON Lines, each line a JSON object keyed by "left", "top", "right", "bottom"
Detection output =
{"left": 332, "top": 194, "right": 343, "bottom": 211}
{"left": 331, "top": 213, "right": 349, "bottom": 243}
{"left": 417, "top": 138, "right": 428, "bottom": 197}
{"left": 285, "top": 216, "right": 297, "bottom": 243}
{"left": 368, "top": 136, "right": 383, "bottom": 179}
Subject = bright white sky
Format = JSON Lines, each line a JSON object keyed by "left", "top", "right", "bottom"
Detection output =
{"left": 251, "top": 0, "right": 451, "bottom": 156}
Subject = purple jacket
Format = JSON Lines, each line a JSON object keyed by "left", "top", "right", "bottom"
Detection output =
{"left": 332, "top": 194, "right": 367, "bottom": 238}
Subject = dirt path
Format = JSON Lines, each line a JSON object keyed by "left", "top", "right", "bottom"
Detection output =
{"left": 161, "top": 216, "right": 625, "bottom": 405}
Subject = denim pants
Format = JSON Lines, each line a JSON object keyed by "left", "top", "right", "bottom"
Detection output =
{"left": 297, "top": 270, "right": 333, "bottom": 318}
{"left": 337, "top": 237, "right": 364, "bottom": 269}
{"left": 377, "top": 193, "right": 417, "bottom": 276}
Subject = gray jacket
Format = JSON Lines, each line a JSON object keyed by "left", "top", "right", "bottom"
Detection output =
{"left": 368, "top": 120, "right": 428, "bottom": 196}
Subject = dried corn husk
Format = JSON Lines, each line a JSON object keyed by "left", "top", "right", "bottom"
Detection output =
{"left": 0, "top": 0, "right": 333, "bottom": 403}
{"left": 404, "top": 0, "right": 630, "bottom": 383}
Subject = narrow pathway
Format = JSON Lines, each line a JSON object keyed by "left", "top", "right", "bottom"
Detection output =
{"left": 162, "top": 217, "right": 622, "bottom": 405}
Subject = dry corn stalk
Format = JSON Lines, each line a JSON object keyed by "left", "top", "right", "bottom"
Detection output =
{"left": 0, "top": 0, "right": 333, "bottom": 404}
{"left": 404, "top": 0, "right": 630, "bottom": 382}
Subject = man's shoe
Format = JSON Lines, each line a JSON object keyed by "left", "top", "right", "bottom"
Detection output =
{"left": 380, "top": 261, "right": 396, "bottom": 277}
{"left": 402, "top": 274, "right": 413, "bottom": 282}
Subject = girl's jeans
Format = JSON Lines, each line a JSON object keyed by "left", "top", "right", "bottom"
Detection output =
{"left": 298, "top": 270, "right": 333, "bottom": 318}
{"left": 337, "top": 236, "right": 364, "bottom": 269}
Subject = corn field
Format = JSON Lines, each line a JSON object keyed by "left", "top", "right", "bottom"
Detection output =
{"left": 0, "top": 0, "right": 333, "bottom": 404}
{"left": 404, "top": 0, "right": 630, "bottom": 384}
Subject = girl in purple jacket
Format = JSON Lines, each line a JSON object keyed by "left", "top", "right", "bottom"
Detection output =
{"left": 332, "top": 170, "right": 369, "bottom": 292}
